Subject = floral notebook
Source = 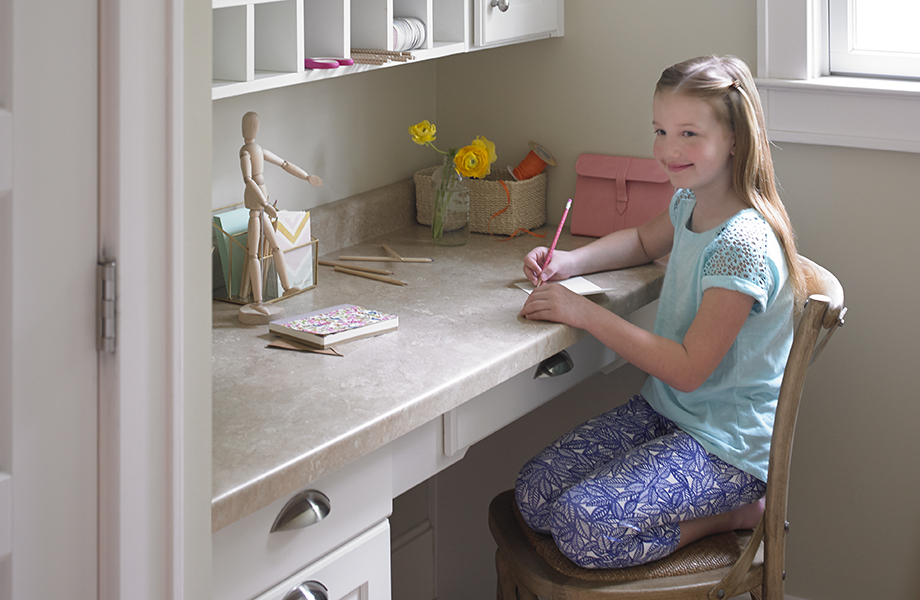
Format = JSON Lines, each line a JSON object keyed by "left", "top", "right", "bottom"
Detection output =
{"left": 269, "top": 304, "right": 398, "bottom": 349}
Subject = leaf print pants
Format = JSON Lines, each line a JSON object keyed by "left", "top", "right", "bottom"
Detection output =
{"left": 515, "top": 395, "right": 766, "bottom": 568}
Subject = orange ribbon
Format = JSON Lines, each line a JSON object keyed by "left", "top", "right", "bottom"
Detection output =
{"left": 488, "top": 181, "right": 547, "bottom": 241}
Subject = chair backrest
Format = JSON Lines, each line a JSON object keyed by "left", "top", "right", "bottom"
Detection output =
{"left": 713, "top": 257, "right": 845, "bottom": 600}
{"left": 754, "top": 257, "right": 846, "bottom": 600}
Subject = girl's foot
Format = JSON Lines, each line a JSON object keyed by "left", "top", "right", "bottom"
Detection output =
{"left": 676, "top": 497, "right": 765, "bottom": 550}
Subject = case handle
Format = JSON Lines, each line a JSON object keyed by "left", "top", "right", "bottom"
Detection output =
{"left": 270, "top": 490, "right": 331, "bottom": 533}
{"left": 283, "top": 581, "right": 328, "bottom": 600}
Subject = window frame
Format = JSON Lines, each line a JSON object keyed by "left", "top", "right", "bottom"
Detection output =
{"left": 828, "top": 0, "right": 920, "bottom": 79}
{"left": 757, "top": 0, "right": 920, "bottom": 154}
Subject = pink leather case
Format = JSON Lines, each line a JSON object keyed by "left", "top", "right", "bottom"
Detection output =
{"left": 570, "top": 154, "right": 674, "bottom": 237}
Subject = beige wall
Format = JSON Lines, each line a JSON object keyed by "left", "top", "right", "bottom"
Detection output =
{"left": 209, "top": 1, "right": 920, "bottom": 598}
{"left": 211, "top": 62, "right": 439, "bottom": 212}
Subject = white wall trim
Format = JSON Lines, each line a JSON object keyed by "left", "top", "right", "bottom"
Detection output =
{"left": 757, "top": 0, "right": 920, "bottom": 154}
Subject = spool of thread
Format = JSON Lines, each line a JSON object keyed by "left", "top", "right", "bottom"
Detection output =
{"left": 511, "top": 142, "right": 557, "bottom": 181}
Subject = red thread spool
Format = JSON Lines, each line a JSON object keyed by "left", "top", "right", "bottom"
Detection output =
{"left": 511, "top": 141, "right": 556, "bottom": 181}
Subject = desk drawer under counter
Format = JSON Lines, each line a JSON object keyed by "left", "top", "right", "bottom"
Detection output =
{"left": 443, "top": 300, "right": 657, "bottom": 457}
{"left": 212, "top": 449, "right": 392, "bottom": 600}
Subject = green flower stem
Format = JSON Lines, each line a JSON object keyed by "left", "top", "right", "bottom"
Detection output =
{"left": 432, "top": 153, "right": 456, "bottom": 242}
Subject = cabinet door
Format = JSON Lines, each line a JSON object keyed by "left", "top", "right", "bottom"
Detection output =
{"left": 474, "top": 0, "right": 562, "bottom": 47}
{"left": 254, "top": 521, "right": 391, "bottom": 600}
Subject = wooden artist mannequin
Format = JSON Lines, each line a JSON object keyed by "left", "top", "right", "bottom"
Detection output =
{"left": 238, "top": 111, "right": 323, "bottom": 324}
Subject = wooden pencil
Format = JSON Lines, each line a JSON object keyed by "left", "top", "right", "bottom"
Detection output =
{"left": 334, "top": 266, "right": 407, "bottom": 286}
{"left": 382, "top": 244, "right": 403, "bottom": 261}
{"left": 318, "top": 259, "right": 393, "bottom": 275}
{"left": 338, "top": 255, "right": 432, "bottom": 263}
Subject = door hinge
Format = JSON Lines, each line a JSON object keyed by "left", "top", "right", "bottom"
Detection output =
{"left": 98, "top": 260, "right": 116, "bottom": 353}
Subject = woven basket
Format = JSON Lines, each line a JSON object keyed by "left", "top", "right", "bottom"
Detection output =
{"left": 414, "top": 166, "right": 546, "bottom": 236}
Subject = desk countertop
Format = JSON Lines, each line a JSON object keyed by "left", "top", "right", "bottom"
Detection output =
{"left": 212, "top": 224, "right": 665, "bottom": 532}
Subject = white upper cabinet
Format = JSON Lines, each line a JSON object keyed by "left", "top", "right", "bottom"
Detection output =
{"left": 212, "top": 0, "right": 563, "bottom": 99}
{"left": 473, "top": 0, "right": 562, "bottom": 48}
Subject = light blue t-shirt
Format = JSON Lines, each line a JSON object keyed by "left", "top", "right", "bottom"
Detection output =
{"left": 639, "top": 189, "right": 794, "bottom": 482}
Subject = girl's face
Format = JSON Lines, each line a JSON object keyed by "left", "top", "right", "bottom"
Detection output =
{"left": 652, "top": 91, "right": 736, "bottom": 199}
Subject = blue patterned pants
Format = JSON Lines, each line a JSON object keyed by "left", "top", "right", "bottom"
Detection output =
{"left": 515, "top": 395, "right": 766, "bottom": 568}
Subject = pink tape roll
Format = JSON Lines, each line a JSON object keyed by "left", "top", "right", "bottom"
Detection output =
{"left": 304, "top": 58, "right": 339, "bottom": 70}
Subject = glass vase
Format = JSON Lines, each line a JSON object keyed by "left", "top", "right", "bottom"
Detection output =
{"left": 430, "top": 154, "right": 470, "bottom": 246}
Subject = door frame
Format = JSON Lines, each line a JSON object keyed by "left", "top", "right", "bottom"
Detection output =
{"left": 97, "top": 0, "right": 212, "bottom": 598}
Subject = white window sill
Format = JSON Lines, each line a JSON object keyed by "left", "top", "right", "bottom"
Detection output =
{"left": 755, "top": 75, "right": 920, "bottom": 154}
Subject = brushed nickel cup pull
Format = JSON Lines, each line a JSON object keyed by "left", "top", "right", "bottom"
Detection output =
{"left": 270, "top": 490, "right": 331, "bottom": 533}
{"left": 534, "top": 350, "right": 574, "bottom": 379}
{"left": 490, "top": 0, "right": 510, "bottom": 12}
{"left": 283, "top": 581, "right": 328, "bottom": 600}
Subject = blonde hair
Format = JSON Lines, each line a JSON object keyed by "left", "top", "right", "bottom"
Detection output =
{"left": 656, "top": 55, "right": 806, "bottom": 305}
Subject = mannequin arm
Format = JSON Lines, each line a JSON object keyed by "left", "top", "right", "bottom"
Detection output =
{"left": 263, "top": 148, "right": 323, "bottom": 187}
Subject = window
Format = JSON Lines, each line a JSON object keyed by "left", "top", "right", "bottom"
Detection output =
{"left": 757, "top": 0, "right": 920, "bottom": 153}
{"left": 829, "top": 0, "right": 920, "bottom": 80}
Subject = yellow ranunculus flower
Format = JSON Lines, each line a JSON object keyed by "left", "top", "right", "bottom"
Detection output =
{"left": 472, "top": 136, "right": 497, "bottom": 165}
{"left": 454, "top": 143, "right": 491, "bottom": 179}
{"left": 409, "top": 120, "right": 437, "bottom": 145}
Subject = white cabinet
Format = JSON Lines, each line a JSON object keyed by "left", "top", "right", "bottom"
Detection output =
{"left": 212, "top": 450, "right": 392, "bottom": 600}
{"left": 473, "top": 0, "right": 563, "bottom": 48}
{"left": 212, "top": 0, "right": 563, "bottom": 99}
{"left": 254, "top": 521, "right": 391, "bottom": 600}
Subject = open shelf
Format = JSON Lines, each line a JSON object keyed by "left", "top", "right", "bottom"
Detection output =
{"left": 212, "top": 0, "right": 561, "bottom": 100}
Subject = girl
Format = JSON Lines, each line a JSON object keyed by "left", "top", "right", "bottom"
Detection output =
{"left": 516, "top": 55, "right": 806, "bottom": 569}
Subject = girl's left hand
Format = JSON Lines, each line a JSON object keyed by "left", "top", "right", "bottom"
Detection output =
{"left": 519, "top": 282, "right": 593, "bottom": 327}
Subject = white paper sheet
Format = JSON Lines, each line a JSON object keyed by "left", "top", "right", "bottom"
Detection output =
{"left": 514, "top": 276, "right": 616, "bottom": 296}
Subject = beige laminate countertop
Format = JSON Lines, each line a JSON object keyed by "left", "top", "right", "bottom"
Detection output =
{"left": 212, "top": 217, "right": 665, "bottom": 533}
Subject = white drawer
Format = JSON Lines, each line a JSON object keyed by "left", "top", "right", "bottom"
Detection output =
{"left": 443, "top": 300, "right": 657, "bottom": 456}
{"left": 213, "top": 448, "right": 393, "bottom": 600}
{"left": 253, "top": 520, "right": 391, "bottom": 600}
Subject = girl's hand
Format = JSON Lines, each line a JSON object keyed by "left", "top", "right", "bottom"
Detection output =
{"left": 519, "top": 282, "right": 593, "bottom": 327}
{"left": 523, "top": 248, "right": 575, "bottom": 286}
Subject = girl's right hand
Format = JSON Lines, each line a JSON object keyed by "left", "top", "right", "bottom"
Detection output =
{"left": 524, "top": 247, "right": 574, "bottom": 286}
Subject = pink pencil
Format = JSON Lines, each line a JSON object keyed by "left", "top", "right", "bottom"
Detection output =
{"left": 537, "top": 198, "right": 572, "bottom": 287}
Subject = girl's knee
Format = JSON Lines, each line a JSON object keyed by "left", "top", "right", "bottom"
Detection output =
{"left": 514, "top": 471, "right": 553, "bottom": 533}
{"left": 548, "top": 491, "right": 679, "bottom": 569}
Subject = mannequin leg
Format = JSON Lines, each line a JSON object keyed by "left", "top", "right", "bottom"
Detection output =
{"left": 260, "top": 210, "right": 300, "bottom": 296}
{"left": 246, "top": 209, "right": 267, "bottom": 309}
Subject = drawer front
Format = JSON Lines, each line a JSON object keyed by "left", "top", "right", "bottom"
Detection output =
{"left": 474, "top": 0, "right": 562, "bottom": 48}
{"left": 213, "top": 448, "right": 392, "bottom": 600}
{"left": 443, "top": 300, "right": 657, "bottom": 456}
{"left": 254, "top": 521, "right": 391, "bottom": 600}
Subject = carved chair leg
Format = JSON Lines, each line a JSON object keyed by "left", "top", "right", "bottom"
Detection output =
{"left": 750, "top": 586, "right": 764, "bottom": 600}
{"left": 496, "top": 550, "right": 514, "bottom": 600}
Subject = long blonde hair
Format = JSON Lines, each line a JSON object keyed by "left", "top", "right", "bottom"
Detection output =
{"left": 656, "top": 55, "right": 806, "bottom": 304}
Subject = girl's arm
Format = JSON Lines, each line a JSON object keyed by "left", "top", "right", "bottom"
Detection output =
{"left": 524, "top": 209, "right": 674, "bottom": 285}
{"left": 520, "top": 285, "right": 754, "bottom": 393}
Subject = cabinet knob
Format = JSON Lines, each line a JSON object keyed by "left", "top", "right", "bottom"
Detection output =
{"left": 283, "top": 581, "right": 328, "bottom": 600}
{"left": 270, "top": 490, "right": 331, "bottom": 533}
{"left": 490, "top": 0, "right": 511, "bottom": 12}
{"left": 534, "top": 350, "right": 574, "bottom": 379}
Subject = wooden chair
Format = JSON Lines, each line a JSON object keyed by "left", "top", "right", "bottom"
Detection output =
{"left": 489, "top": 256, "right": 846, "bottom": 600}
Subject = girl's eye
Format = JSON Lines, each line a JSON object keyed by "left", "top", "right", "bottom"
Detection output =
{"left": 682, "top": 131, "right": 697, "bottom": 137}
{"left": 654, "top": 129, "right": 665, "bottom": 136}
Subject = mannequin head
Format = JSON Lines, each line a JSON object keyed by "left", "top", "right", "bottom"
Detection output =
{"left": 242, "top": 111, "right": 260, "bottom": 141}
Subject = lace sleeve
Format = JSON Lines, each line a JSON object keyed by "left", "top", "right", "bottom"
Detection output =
{"left": 702, "top": 212, "right": 774, "bottom": 313}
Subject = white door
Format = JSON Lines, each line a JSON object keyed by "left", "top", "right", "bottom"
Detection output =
{"left": 3, "top": 0, "right": 99, "bottom": 598}
{"left": 2, "top": 0, "right": 212, "bottom": 598}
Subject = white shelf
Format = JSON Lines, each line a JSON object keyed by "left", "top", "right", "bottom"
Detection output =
{"left": 211, "top": 41, "right": 466, "bottom": 100}
{"left": 212, "top": 0, "right": 562, "bottom": 100}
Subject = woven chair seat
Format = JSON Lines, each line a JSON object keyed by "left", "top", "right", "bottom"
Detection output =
{"left": 500, "top": 489, "right": 752, "bottom": 583}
